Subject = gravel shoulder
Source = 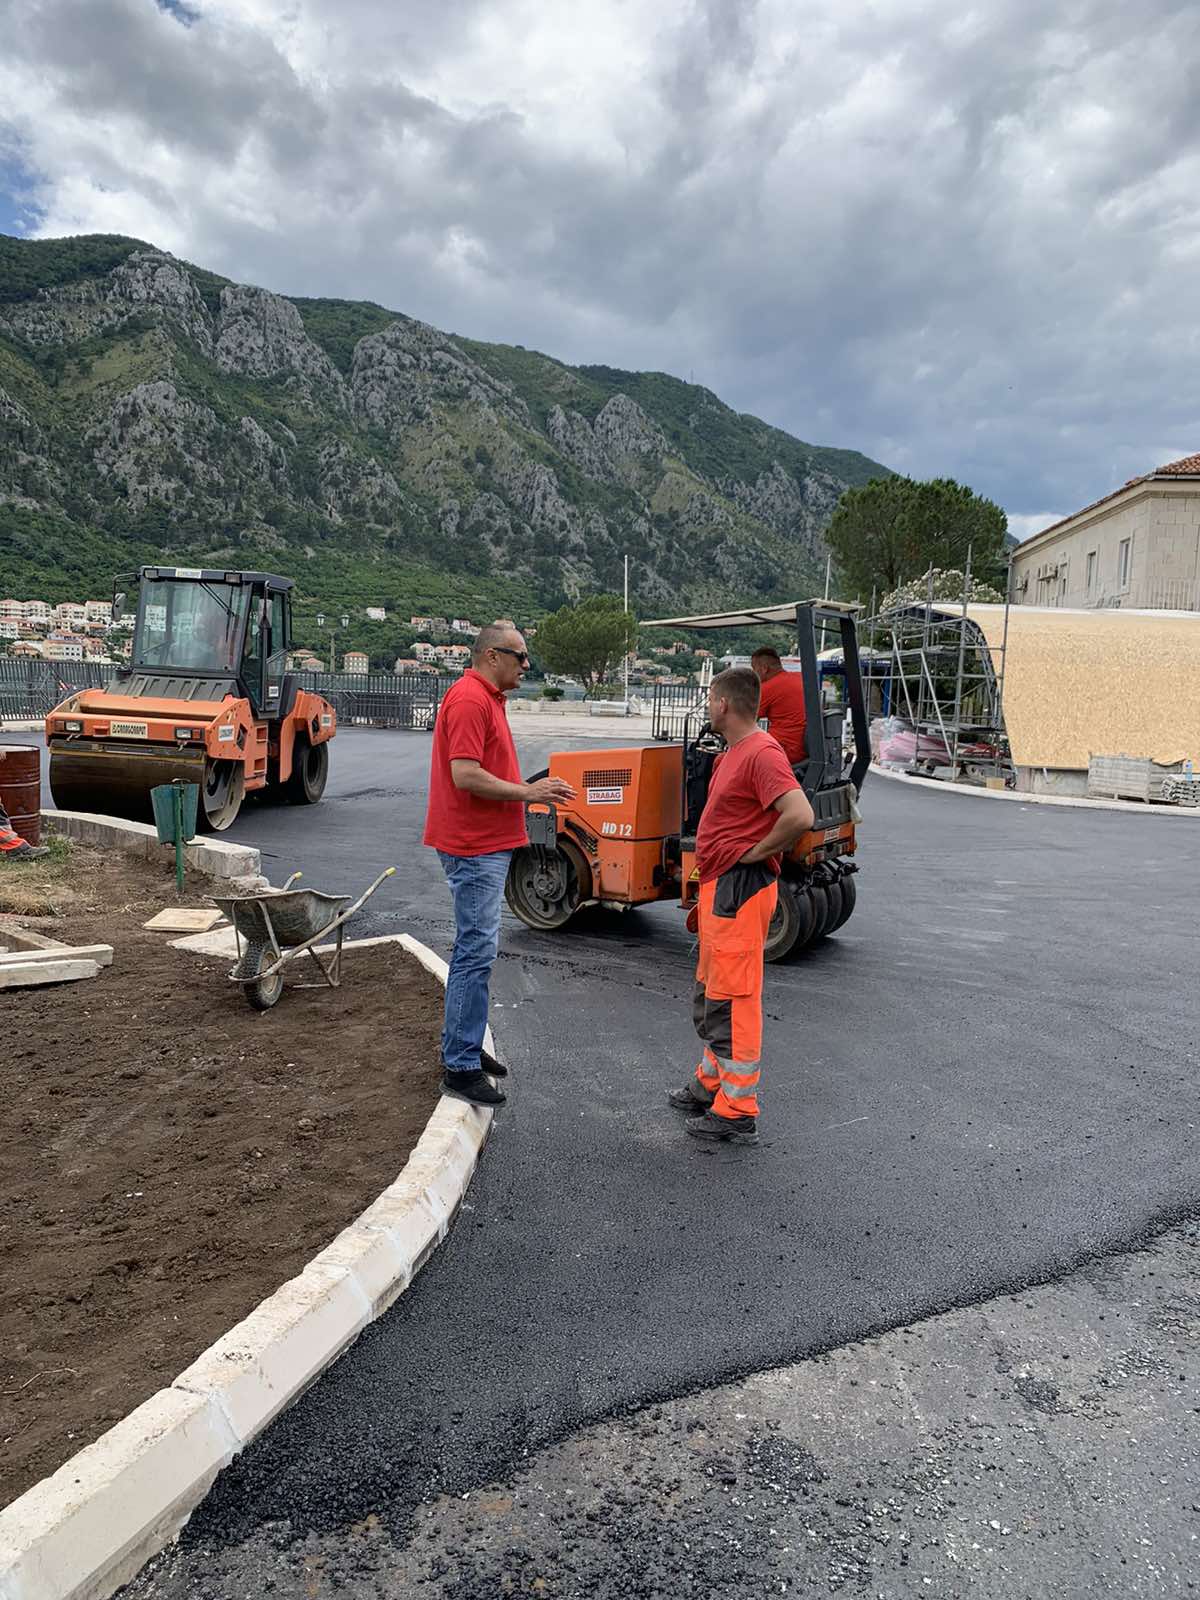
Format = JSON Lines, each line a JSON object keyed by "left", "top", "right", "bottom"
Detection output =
{"left": 133, "top": 1219, "right": 1200, "bottom": 1598}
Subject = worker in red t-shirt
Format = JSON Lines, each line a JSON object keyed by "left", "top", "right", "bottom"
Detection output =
{"left": 424, "top": 623, "right": 575, "bottom": 1107}
{"left": 667, "top": 667, "right": 814, "bottom": 1143}
{"left": 750, "top": 647, "right": 808, "bottom": 763}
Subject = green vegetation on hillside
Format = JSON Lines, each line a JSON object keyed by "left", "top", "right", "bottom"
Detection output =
{"left": 294, "top": 297, "right": 406, "bottom": 374}
{"left": 578, "top": 366, "right": 884, "bottom": 489}
{"left": 0, "top": 235, "right": 144, "bottom": 304}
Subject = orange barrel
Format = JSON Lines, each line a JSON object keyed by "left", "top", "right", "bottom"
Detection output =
{"left": 0, "top": 745, "right": 42, "bottom": 846}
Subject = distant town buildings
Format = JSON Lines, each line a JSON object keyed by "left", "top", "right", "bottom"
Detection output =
{"left": 342, "top": 651, "right": 369, "bottom": 674}
{"left": 365, "top": 607, "right": 387, "bottom": 622}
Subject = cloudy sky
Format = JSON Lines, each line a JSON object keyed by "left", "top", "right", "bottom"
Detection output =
{"left": 1, "top": 0, "right": 1198, "bottom": 537}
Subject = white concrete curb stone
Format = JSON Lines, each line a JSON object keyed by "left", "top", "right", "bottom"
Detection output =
{"left": 0, "top": 934, "right": 494, "bottom": 1600}
{"left": 869, "top": 762, "right": 1200, "bottom": 818}
{"left": 41, "top": 810, "right": 262, "bottom": 879}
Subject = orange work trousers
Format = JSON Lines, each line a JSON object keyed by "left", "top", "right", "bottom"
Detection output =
{"left": 692, "top": 863, "right": 777, "bottom": 1120}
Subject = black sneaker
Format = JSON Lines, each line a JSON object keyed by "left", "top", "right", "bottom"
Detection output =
{"left": 667, "top": 1081, "right": 715, "bottom": 1111}
{"left": 685, "top": 1109, "right": 758, "bottom": 1146}
{"left": 441, "top": 1070, "right": 507, "bottom": 1108}
{"left": 480, "top": 1049, "right": 509, "bottom": 1078}
{"left": 1, "top": 841, "right": 49, "bottom": 862}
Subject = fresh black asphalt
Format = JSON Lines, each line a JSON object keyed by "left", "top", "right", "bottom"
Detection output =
{"left": 9, "top": 728, "right": 1199, "bottom": 1583}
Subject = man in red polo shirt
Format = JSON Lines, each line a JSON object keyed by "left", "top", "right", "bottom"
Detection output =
{"left": 667, "top": 667, "right": 814, "bottom": 1144}
{"left": 424, "top": 623, "right": 575, "bottom": 1107}
{"left": 751, "top": 646, "right": 808, "bottom": 763}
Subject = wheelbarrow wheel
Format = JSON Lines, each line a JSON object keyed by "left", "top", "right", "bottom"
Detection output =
{"left": 243, "top": 945, "right": 284, "bottom": 1011}
{"left": 248, "top": 972, "right": 284, "bottom": 1010}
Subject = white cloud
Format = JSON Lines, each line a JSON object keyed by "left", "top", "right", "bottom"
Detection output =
{"left": 1, "top": 0, "right": 1198, "bottom": 517}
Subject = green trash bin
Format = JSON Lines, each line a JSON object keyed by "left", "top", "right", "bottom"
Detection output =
{"left": 150, "top": 781, "right": 200, "bottom": 893}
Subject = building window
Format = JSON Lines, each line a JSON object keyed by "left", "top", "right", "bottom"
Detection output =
{"left": 1058, "top": 563, "right": 1069, "bottom": 604}
{"left": 1118, "top": 537, "right": 1132, "bottom": 590}
{"left": 1086, "top": 551, "right": 1097, "bottom": 593}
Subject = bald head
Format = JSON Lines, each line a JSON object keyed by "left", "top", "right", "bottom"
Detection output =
{"left": 472, "top": 621, "right": 530, "bottom": 691}
{"left": 472, "top": 623, "right": 515, "bottom": 661}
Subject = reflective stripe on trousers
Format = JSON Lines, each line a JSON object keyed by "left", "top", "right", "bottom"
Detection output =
{"left": 692, "top": 864, "right": 776, "bottom": 1120}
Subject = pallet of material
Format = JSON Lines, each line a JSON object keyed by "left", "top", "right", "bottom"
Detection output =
{"left": 0, "top": 927, "right": 113, "bottom": 987}
{"left": 1086, "top": 753, "right": 1177, "bottom": 803}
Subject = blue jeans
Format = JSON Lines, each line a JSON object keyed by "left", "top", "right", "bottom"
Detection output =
{"left": 437, "top": 849, "right": 512, "bottom": 1073}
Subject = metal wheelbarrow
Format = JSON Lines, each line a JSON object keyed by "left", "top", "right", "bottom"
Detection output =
{"left": 213, "top": 867, "right": 396, "bottom": 1010}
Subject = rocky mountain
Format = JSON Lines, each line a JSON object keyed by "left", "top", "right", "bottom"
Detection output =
{"left": 0, "top": 234, "right": 890, "bottom": 620}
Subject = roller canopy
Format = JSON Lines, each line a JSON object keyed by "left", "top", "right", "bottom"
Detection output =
{"left": 642, "top": 600, "right": 861, "bottom": 629}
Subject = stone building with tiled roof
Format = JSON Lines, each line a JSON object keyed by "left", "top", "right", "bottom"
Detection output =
{"left": 1011, "top": 455, "right": 1200, "bottom": 612}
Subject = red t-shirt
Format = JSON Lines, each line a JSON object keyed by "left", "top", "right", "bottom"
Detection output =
{"left": 695, "top": 730, "right": 801, "bottom": 883}
{"left": 757, "top": 669, "right": 808, "bottom": 762}
{"left": 423, "top": 670, "right": 528, "bottom": 856}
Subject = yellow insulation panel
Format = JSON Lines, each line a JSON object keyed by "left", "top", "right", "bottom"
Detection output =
{"left": 954, "top": 604, "right": 1200, "bottom": 771}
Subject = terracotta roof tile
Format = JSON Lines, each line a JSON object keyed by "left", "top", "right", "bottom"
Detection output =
{"left": 1154, "top": 452, "right": 1200, "bottom": 476}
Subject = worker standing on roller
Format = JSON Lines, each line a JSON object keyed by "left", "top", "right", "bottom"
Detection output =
{"left": 668, "top": 667, "right": 814, "bottom": 1144}
{"left": 750, "top": 646, "right": 808, "bottom": 763}
{"left": 424, "top": 622, "right": 575, "bottom": 1108}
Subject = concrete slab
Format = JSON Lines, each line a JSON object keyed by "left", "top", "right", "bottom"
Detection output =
{"left": 0, "top": 945, "right": 113, "bottom": 969}
{"left": 169, "top": 927, "right": 239, "bottom": 958}
{"left": 141, "top": 908, "right": 225, "bottom": 933}
{"left": 0, "top": 959, "right": 100, "bottom": 988}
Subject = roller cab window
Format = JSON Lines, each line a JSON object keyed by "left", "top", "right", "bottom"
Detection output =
{"left": 134, "top": 580, "right": 249, "bottom": 673}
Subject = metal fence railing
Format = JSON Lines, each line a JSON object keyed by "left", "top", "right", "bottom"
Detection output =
{"left": 1, "top": 659, "right": 452, "bottom": 730}
{"left": 0, "top": 658, "right": 110, "bottom": 720}
{"left": 650, "top": 681, "right": 706, "bottom": 741}
{"left": 293, "top": 671, "right": 449, "bottom": 730}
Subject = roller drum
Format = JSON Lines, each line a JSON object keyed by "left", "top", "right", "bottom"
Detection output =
{"left": 48, "top": 738, "right": 207, "bottom": 823}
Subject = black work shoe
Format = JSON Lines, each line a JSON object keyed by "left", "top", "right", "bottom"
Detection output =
{"left": 441, "top": 1070, "right": 507, "bottom": 1108}
{"left": 667, "top": 1081, "right": 715, "bottom": 1111}
{"left": 2, "top": 841, "right": 49, "bottom": 861}
{"left": 685, "top": 1109, "right": 759, "bottom": 1145}
{"left": 480, "top": 1050, "right": 509, "bottom": 1078}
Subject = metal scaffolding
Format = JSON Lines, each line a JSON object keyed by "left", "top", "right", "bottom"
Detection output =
{"left": 863, "top": 558, "right": 1015, "bottom": 785}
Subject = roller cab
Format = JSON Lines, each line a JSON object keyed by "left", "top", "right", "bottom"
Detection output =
{"left": 47, "top": 567, "right": 336, "bottom": 831}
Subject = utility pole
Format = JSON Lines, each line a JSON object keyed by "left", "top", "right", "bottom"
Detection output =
{"left": 824, "top": 554, "right": 832, "bottom": 600}
{"left": 623, "top": 554, "right": 630, "bottom": 712}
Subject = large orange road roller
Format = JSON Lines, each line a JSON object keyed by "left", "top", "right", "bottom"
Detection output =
{"left": 47, "top": 566, "right": 336, "bottom": 831}
{"left": 505, "top": 599, "right": 869, "bottom": 962}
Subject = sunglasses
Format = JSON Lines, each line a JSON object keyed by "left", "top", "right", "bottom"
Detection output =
{"left": 492, "top": 646, "right": 530, "bottom": 664}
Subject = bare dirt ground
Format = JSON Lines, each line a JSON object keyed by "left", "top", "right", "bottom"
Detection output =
{"left": 0, "top": 845, "right": 443, "bottom": 1504}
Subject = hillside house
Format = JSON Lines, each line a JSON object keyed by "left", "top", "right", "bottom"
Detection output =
{"left": 44, "top": 633, "right": 85, "bottom": 661}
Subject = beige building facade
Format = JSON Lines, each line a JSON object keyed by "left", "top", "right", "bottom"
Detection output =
{"left": 1012, "top": 454, "right": 1200, "bottom": 613}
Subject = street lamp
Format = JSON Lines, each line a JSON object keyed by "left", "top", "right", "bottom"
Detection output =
{"left": 315, "top": 611, "right": 350, "bottom": 673}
